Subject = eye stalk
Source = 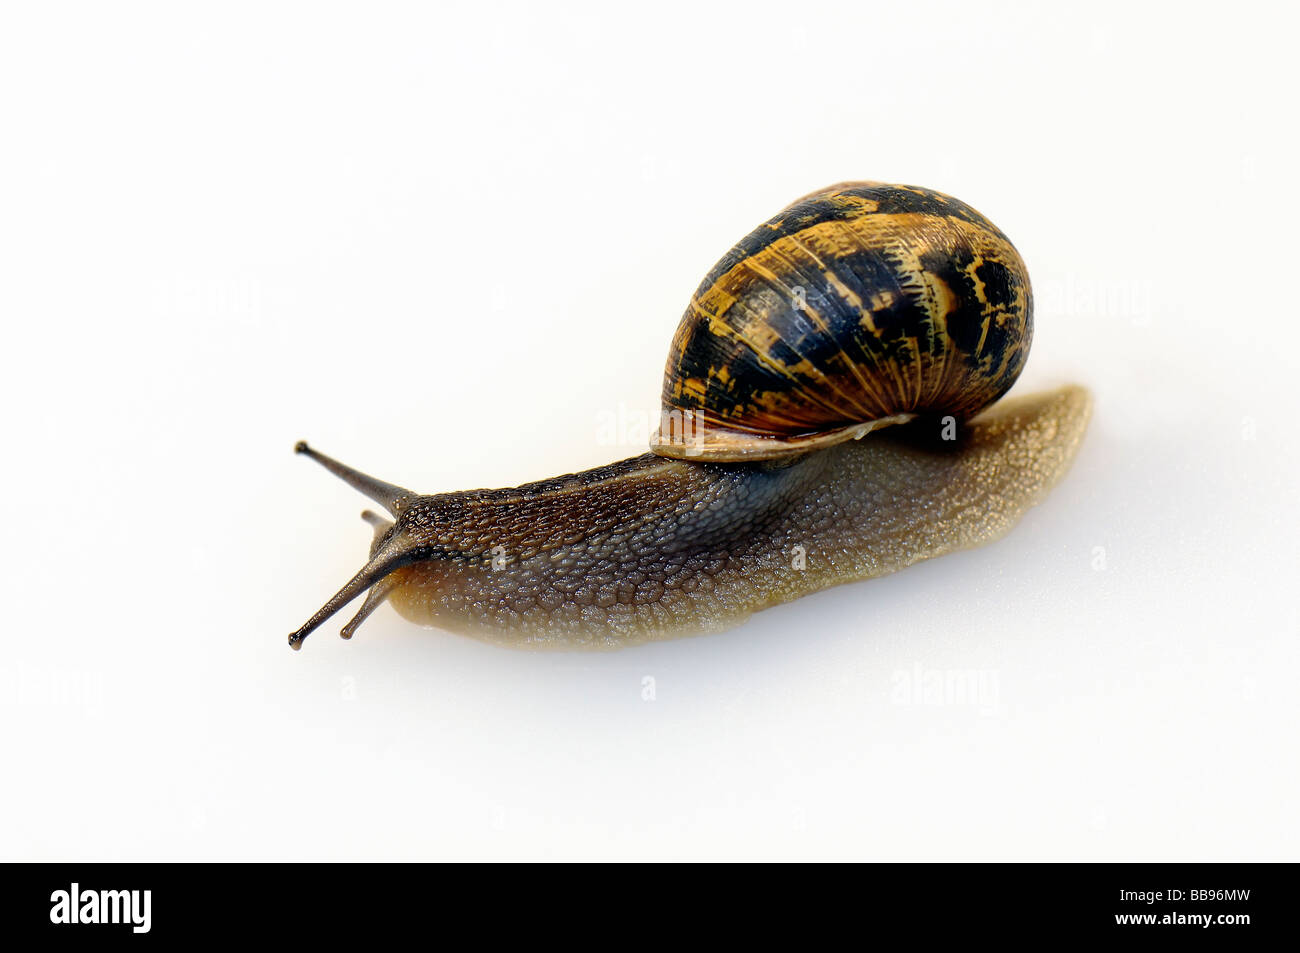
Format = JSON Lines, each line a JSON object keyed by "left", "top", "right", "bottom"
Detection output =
{"left": 288, "top": 444, "right": 423, "bottom": 650}
{"left": 293, "top": 441, "right": 415, "bottom": 515}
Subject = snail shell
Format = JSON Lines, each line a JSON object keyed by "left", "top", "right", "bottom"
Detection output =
{"left": 652, "top": 182, "right": 1032, "bottom": 461}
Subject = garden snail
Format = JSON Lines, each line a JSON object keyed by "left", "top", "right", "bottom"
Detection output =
{"left": 288, "top": 182, "right": 1090, "bottom": 650}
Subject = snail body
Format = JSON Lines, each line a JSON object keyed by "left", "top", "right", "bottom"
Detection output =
{"left": 289, "top": 183, "right": 1088, "bottom": 650}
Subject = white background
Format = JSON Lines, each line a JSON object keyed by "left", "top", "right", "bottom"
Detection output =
{"left": 1, "top": 1, "right": 1296, "bottom": 860}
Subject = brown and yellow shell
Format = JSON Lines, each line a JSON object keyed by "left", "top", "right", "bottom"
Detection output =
{"left": 651, "top": 181, "right": 1033, "bottom": 461}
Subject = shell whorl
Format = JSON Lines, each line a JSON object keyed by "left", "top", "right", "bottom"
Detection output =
{"left": 651, "top": 182, "right": 1033, "bottom": 461}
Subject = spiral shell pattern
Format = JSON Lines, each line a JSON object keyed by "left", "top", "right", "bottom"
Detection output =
{"left": 652, "top": 182, "right": 1032, "bottom": 461}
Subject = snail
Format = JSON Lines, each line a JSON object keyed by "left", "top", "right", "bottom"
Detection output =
{"left": 288, "top": 182, "right": 1090, "bottom": 651}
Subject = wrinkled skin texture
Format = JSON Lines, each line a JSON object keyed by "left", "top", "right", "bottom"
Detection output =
{"left": 352, "top": 385, "right": 1089, "bottom": 649}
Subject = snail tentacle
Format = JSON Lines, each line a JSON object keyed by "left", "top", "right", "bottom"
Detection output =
{"left": 294, "top": 441, "right": 415, "bottom": 516}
